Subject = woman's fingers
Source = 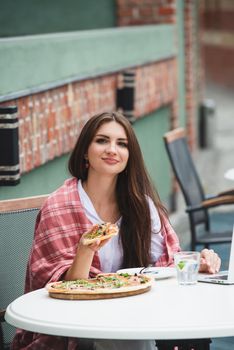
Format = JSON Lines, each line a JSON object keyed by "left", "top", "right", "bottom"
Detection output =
{"left": 87, "top": 237, "right": 112, "bottom": 251}
{"left": 199, "top": 249, "right": 221, "bottom": 274}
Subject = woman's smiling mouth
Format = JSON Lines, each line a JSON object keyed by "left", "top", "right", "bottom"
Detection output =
{"left": 102, "top": 157, "right": 119, "bottom": 165}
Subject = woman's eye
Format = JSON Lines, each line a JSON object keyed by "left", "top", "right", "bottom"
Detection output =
{"left": 95, "top": 138, "right": 107, "bottom": 144}
{"left": 95, "top": 138, "right": 128, "bottom": 148}
{"left": 118, "top": 142, "right": 128, "bottom": 148}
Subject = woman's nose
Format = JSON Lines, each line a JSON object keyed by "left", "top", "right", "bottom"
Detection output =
{"left": 106, "top": 142, "right": 117, "bottom": 154}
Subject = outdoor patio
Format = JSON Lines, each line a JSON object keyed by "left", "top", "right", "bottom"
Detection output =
{"left": 170, "top": 83, "right": 234, "bottom": 349}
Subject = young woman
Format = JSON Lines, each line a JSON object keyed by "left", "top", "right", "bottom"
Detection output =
{"left": 12, "top": 112, "right": 221, "bottom": 350}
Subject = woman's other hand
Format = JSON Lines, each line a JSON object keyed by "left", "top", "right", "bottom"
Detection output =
{"left": 199, "top": 248, "right": 221, "bottom": 274}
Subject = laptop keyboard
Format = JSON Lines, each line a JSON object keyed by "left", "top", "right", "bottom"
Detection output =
{"left": 210, "top": 275, "right": 228, "bottom": 280}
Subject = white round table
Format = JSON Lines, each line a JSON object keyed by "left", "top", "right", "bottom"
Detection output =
{"left": 5, "top": 276, "right": 234, "bottom": 340}
{"left": 224, "top": 168, "right": 234, "bottom": 181}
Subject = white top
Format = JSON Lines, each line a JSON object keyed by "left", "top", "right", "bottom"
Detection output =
{"left": 5, "top": 276, "right": 234, "bottom": 340}
{"left": 78, "top": 180, "right": 165, "bottom": 272}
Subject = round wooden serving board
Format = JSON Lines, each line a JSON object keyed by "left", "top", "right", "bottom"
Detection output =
{"left": 49, "top": 285, "right": 151, "bottom": 300}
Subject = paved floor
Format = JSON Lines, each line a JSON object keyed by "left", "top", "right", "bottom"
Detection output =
{"left": 168, "top": 83, "right": 234, "bottom": 350}
{"left": 169, "top": 83, "right": 234, "bottom": 251}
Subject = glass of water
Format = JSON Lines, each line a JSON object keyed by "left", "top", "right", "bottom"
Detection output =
{"left": 174, "top": 251, "right": 200, "bottom": 285}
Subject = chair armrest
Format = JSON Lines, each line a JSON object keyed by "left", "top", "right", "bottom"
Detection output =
{"left": 204, "top": 189, "right": 234, "bottom": 200}
{"left": 185, "top": 194, "right": 234, "bottom": 213}
{"left": 202, "top": 195, "right": 234, "bottom": 208}
{"left": 218, "top": 189, "right": 234, "bottom": 196}
{"left": 0, "top": 308, "right": 5, "bottom": 322}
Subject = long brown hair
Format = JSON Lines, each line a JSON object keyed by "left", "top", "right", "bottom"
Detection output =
{"left": 69, "top": 112, "right": 167, "bottom": 268}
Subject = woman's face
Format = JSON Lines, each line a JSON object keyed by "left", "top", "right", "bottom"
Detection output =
{"left": 87, "top": 121, "right": 129, "bottom": 177}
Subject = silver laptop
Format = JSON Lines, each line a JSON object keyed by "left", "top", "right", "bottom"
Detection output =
{"left": 198, "top": 227, "right": 234, "bottom": 285}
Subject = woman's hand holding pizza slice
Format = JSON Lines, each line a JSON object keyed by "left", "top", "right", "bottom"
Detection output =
{"left": 80, "top": 222, "right": 119, "bottom": 251}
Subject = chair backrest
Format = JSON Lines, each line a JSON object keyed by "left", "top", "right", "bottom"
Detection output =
{"left": 163, "top": 128, "right": 208, "bottom": 225}
{"left": 0, "top": 194, "right": 48, "bottom": 348}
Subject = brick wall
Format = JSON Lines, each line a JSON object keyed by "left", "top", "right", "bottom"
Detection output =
{"left": 184, "top": 0, "right": 199, "bottom": 149}
{"left": 116, "top": 0, "right": 176, "bottom": 25}
{"left": 202, "top": 0, "right": 234, "bottom": 88}
{"left": 134, "top": 59, "right": 178, "bottom": 127}
{"left": 0, "top": 76, "right": 117, "bottom": 174}
{"left": 0, "top": 58, "right": 177, "bottom": 175}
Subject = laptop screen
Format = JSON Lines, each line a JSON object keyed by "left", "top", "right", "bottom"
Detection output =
{"left": 227, "top": 228, "right": 234, "bottom": 281}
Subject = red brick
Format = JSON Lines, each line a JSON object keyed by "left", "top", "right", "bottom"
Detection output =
{"left": 139, "top": 7, "right": 153, "bottom": 17}
{"left": 158, "top": 7, "right": 175, "bottom": 16}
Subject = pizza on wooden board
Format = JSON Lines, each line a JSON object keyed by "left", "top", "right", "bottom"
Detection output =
{"left": 82, "top": 222, "right": 119, "bottom": 245}
{"left": 47, "top": 273, "right": 153, "bottom": 300}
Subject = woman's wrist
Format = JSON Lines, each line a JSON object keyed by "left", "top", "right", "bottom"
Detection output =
{"left": 77, "top": 241, "right": 96, "bottom": 254}
{"left": 64, "top": 244, "right": 94, "bottom": 280}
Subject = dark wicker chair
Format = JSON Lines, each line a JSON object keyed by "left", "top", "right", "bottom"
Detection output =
{"left": 0, "top": 195, "right": 48, "bottom": 349}
{"left": 0, "top": 195, "right": 95, "bottom": 350}
{"left": 164, "top": 128, "right": 234, "bottom": 250}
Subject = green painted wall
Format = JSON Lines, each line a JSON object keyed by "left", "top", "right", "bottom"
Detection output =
{"left": 0, "top": 108, "right": 171, "bottom": 203}
{"left": 0, "top": 0, "right": 116, "bottom": 37}
{"left": 134, "top": 107, "right": 170, "bottom": 204}
{"left": 0, "top": 25, "right": 176, "bottom": 99}
{"left": 0, "top": 154, "right": 70, "bottom": 200}
{"left": 176, "top": 0, "right": 186, "bottom": 127}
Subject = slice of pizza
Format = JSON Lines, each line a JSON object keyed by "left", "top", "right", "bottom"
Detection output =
{"left": 82, "top": 222, "right": 118, "bottom": 245}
